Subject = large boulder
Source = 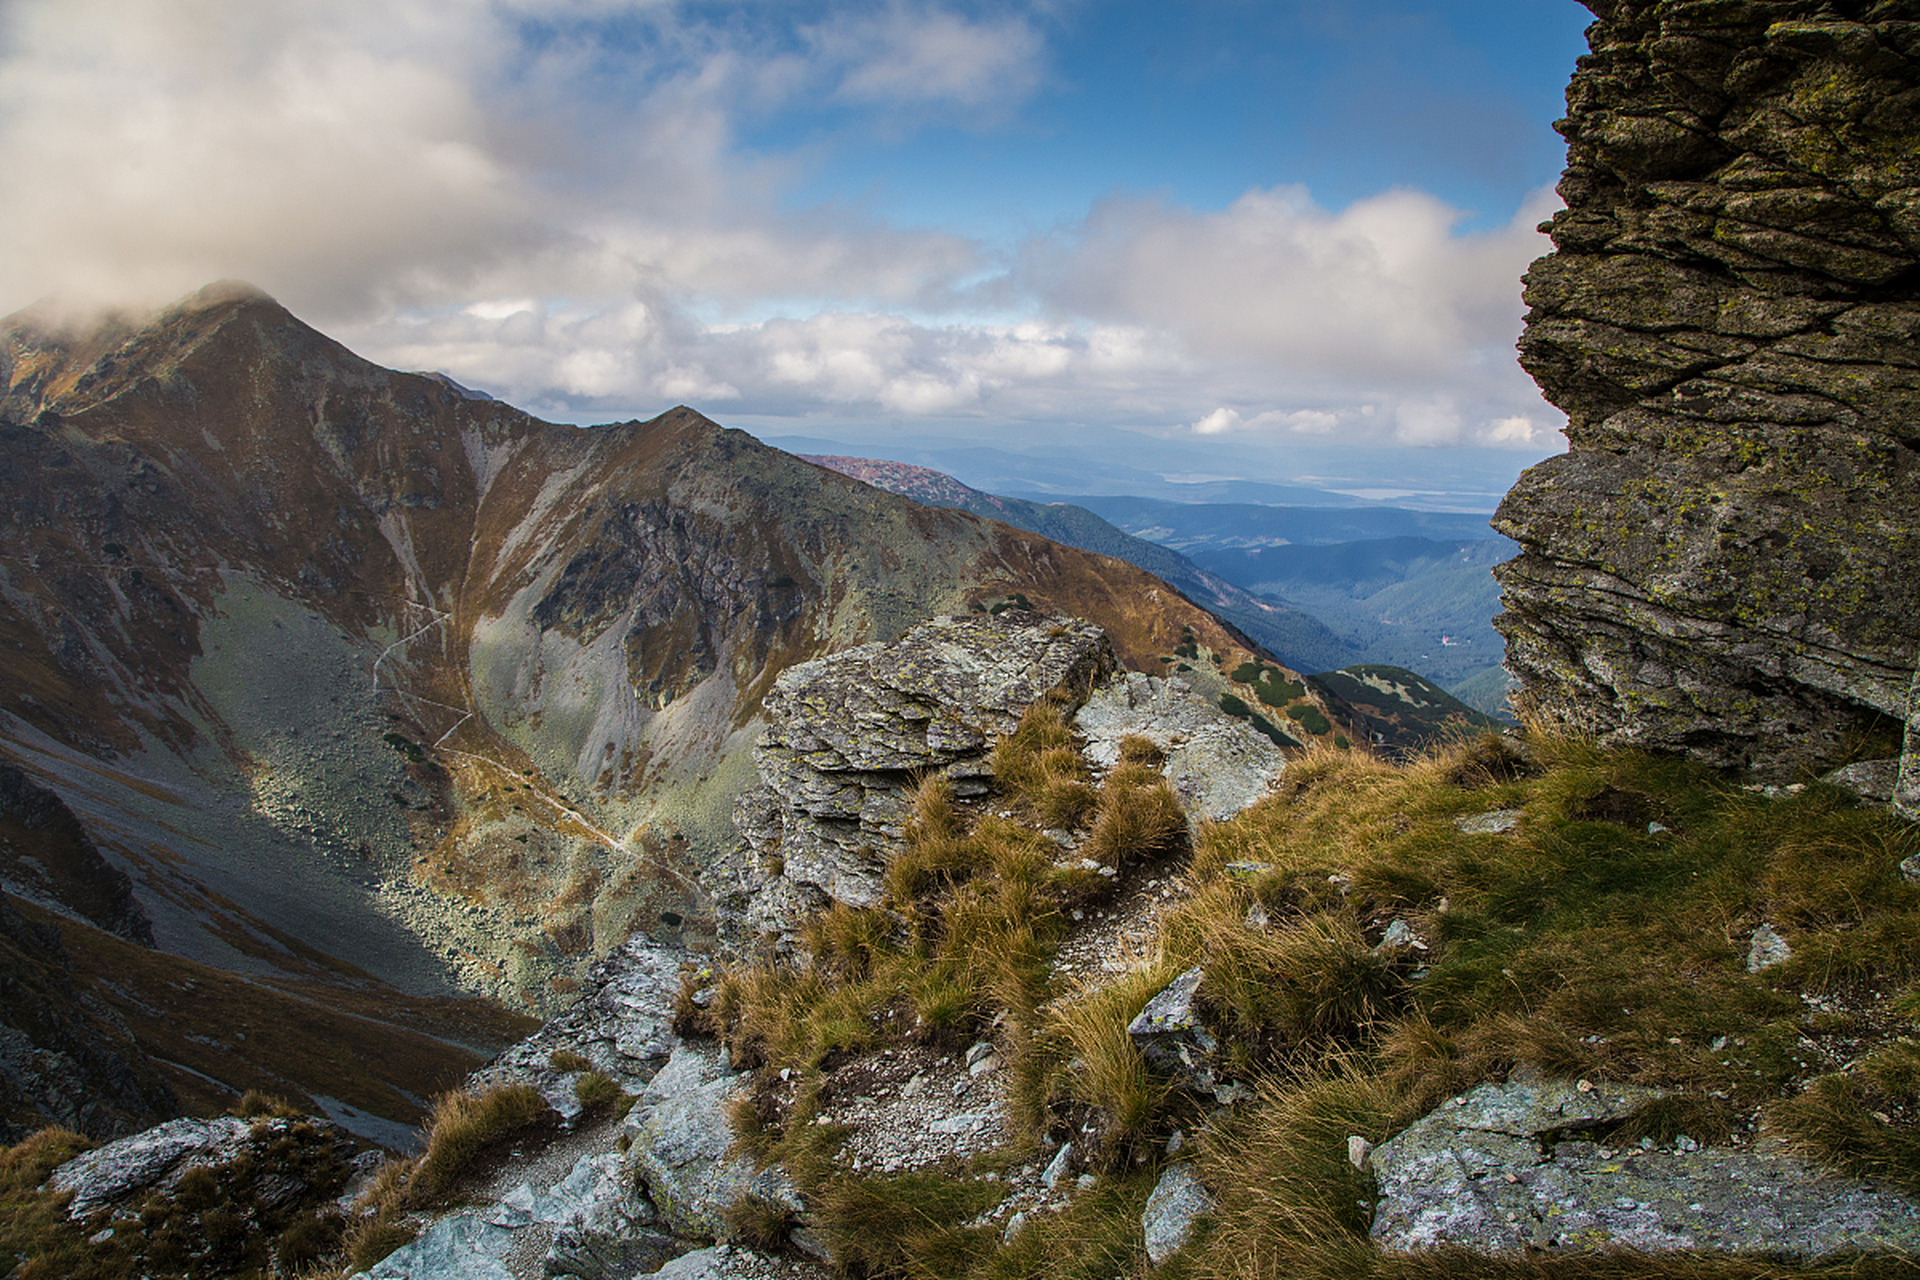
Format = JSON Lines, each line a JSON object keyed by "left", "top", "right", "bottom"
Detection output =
{"left": 715, "top": 612, "right": 1117, "bottom": 939}
{"left": 1495, "top": 1, "right": 1920, "bottom": 783}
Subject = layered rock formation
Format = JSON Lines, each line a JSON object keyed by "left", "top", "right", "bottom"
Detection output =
{"left": 1495, "top": 0, "right": 1920, "bottom": 788}
{"left": 715, "top": 612, "right": 1285, "bottom": 944}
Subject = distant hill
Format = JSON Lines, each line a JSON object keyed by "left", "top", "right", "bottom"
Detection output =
{"left": 1309, "top": 665, "right": 1502, "bottom": 754}
{"left": 1190, "top": 538, "right": 1513, "bottom": 689}
{"left": 1060, "top": 494, "right": 1503, "bottom": 550}
{"left": 801, "top": 455, "right": 1363, "bottom": 675}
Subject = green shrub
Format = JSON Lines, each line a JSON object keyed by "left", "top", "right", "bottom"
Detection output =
{"left": 1284, "top": 703, "right": 1332, "bottom": 736}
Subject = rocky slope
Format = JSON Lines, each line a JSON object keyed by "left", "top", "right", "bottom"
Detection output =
{"left": 1495, "top": 0, "right": 1920, "bottom": 790}
{"left": 0, "top": 284, "right": 1339, "bottom": 1125}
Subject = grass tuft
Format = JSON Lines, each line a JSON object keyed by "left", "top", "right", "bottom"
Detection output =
{"left": 1081, "top": 762, "right": 1185, "bottom": 869}
{"left": 409, "top": 1082, "right": 550, "bottom": 1205}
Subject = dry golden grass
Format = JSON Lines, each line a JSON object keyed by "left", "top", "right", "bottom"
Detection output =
{"left": 707, "top": 721, "right": 1920, "bottom": 1279}
{"left": 1081, "top": 763, "right": 1185, "bottom": 869}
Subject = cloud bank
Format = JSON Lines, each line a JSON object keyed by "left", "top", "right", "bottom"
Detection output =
{"left": 0, "top": 0, "right": 1565, "bottom": 453}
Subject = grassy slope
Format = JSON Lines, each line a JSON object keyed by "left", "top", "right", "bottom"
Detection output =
{"left": 25, "top": 901, "right": 535, "bottom": 1125}
{"left": 697, "top": 727, "right": 1920, "bottom": 1279}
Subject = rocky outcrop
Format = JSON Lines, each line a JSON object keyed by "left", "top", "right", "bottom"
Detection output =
{"left": 476, "top": 934, "right": 690, "bottom": 1110}
{"left": 718, "top": 613, "right": 1118, "bottom": 938}
{"left": 713, "top": 613, "right": 1284, "bottom": 944}
{"left": 1371, "top": 1071, "right": 1920, "bottom": 1256}
{"left": 1495, "top": 0, "right": 1920, "bottom": 783}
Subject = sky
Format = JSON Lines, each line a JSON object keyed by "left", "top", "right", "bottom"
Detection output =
{"left": 0, "top": 0, "right": 1595, "bottom": 499}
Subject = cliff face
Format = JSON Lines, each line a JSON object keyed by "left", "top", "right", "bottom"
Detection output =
{"left": 1494, "top": 0, "right": 1920, "bottom": 783}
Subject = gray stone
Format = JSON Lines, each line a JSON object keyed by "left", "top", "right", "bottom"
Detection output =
{"left": 1073, "top": 671, "right": 1284, "bottom": 823}
{"left": 1455, "top": 810, "right": 1522, "bottom": 835}
{"left": 1378, "top": 919, "right": 1425, "bottom": 951}
{"left": 1823, "top": 758, "right": 1901, "bottom": 805}
{"left": 1370, "top": 1074, "right": 1920, "bottom": 1257}
{"left": 928, "top": 1112, "right": 989, "bottom": 1136}
{"left": 1126, "top": 967, "right": 1205, "bottom": 1038}
{"left": 48, "top": 1115, "right": 251, "bottom": 1218}
{"left": 625, "top": 1042, "right": 803, "bottom": 1239}
{"left": 1042, "top": 1142, "right": 1073, "bottom": 1189}
{"left": 645, "top": 1246, "right": 736, "bottom": 1279}
{"left": 1747, "top": 923, "right": 1793, "bottom": 973}
{"left": 1126, "top": 966, "right": 1224, "bottom": 1095}
{"left": 1142, "top": 1163, "right": 1213, "bottom": 1265}
{"left": 363, "top": 1212, "right": 518, "bottom": 1280}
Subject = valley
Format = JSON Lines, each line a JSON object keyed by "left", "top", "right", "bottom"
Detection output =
{"left": 802, "top": 455, "right": 1518, "bottom": 715}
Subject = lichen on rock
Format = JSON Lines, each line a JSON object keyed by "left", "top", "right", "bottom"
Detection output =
{"left": 1371, "top": 1071, "right": 1920, "bottom": 1257}
{"left": 1495, "top": 0, "right": 1920, "bottom": 782}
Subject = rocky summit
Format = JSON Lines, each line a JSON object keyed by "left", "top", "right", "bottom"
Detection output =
{"left": 1495, "top": 0, "right": 1920, "bottom": 793}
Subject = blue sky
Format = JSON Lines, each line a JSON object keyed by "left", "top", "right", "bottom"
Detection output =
{"left": 0, "top": 0, "right": 1593, "bottom": 497}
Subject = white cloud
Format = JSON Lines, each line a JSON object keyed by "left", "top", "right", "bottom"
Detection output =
{"left": 0, "top": 0, "right": 1564, "bottom": 458}
{"left": 816, "top": 6, "right": 1044, "bottom": 113}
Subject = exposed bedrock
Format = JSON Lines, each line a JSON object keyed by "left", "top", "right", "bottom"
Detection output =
{"left": 1494, "top": 0, "right": 1920, "bottom": 785}
{"left": 714, "top": 611, "right": 1285, "bottom": 944}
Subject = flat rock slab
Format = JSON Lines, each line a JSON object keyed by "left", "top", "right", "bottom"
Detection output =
{"left": 1372, "top": 1076, "right": 1920, "bottom": 1257}
{"left": 1074, "top": 672, "right": 1283, "bottom": 823}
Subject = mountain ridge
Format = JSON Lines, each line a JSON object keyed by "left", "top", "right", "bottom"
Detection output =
{"left": 0, "top": 283, "right": 1353, "bottom": 1135}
